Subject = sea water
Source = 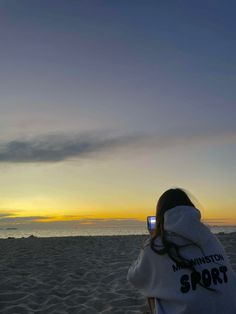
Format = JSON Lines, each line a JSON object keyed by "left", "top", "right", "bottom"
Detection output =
{"left": 0, "top": 223, "right": 235, "bottom": 239}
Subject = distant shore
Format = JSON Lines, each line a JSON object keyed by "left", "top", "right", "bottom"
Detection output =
{"left": 0, "top": 234, "right": 235, "bottom": 313}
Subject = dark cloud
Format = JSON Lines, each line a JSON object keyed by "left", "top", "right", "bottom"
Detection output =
{"left": 0, "top": 132, "right": 143, "bottom": 163}
{"left": 0, "top": 213, "right": 15, "bottom": 218}
{"left": 0, "top": 214, "right": 233, "bottom": 228}
{"left": 0, "top": 213, "right": 143, "bottom": 224}
{"left": 0, "top": 128, "right": 235, "bottom": 163}
{"left": 0, "top": 216, "right": 50, "bottom": 223}
{"left": 0, "top": 215, "right": 144, "bottom": 229}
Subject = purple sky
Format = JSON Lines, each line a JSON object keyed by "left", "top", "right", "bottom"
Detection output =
{"left": 0, "top": 1, "right": 235, "bottom": 225}
{"left": 1, "top": 0, "right": 235, "bottom": 135}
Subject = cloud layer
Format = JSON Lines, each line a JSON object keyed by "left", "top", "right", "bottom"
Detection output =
{"left": 0, "top": 133, "right": 143, "bottom": 163}
{"left": 0, "top": 128, "right": 235, "bottom": 163}
{"left": 0, "top": 214, "right": 234, "bottom": 228}
{"left": 0, "top": 214, "right": 145, "bottom": 229}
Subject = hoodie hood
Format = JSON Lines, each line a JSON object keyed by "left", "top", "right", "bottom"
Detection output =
{"left": 164, "top": 205, "right": 210, "bottom": 245}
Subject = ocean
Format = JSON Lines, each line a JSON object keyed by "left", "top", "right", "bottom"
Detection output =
{"left": 0, "top": 223, "right": 236, "bottom": 239}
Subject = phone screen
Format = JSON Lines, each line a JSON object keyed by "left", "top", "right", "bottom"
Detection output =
{"left": 147, "top": 216, "right": 156, "bottom": 232}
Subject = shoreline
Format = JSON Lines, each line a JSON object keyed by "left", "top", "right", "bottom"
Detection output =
{"left": 0, "top": 231, "right": 236, "bottom": 240}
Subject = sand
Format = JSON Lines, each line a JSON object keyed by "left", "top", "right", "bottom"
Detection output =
{"left": 0, "top": 233, "right": 235, "bottom": 314}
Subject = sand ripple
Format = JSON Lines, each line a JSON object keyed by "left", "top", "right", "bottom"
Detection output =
{"left": 0, "top": 234, "right": 235, "bottom": 313}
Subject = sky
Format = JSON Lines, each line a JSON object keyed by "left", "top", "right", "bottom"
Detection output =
{"left": 0, "top": 0, "right": 236, "bottom": 228}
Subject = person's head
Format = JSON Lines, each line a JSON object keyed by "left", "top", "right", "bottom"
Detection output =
{"left": 151, "top": 188, "right": 215, "bottom": 292}
{"left": 155, "top": 188, "right": 195, "bottom": 236}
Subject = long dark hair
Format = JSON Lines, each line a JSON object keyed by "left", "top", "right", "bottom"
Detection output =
{"left": 154, "top": 188, "right": 195, "bottom": 238}
{"left": 151, "top": 188, "right": 215, "bottom": 291}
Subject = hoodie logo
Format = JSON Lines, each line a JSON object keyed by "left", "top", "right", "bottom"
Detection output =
{"left": 171, "top": 254, "right": 229, "bottom": 293}
{"left": 180, "top": 266, "right": 228, "bottom": 293}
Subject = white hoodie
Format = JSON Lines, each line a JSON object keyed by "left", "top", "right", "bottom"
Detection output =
{"left": 127, "top": 206, "right": 236, "bottom": 314}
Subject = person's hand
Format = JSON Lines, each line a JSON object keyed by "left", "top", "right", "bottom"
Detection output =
{"left": 149, "top": 229, "right": 155, "bottom": 237}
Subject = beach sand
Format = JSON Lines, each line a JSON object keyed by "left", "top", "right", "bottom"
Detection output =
{"left": 0, "top": 233, "right": 235, "bottom": 314}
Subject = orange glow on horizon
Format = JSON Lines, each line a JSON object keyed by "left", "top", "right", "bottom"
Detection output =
{"left": 19, "top": 209, "right": 236, "bottom": 226}
{"left": 1, "top": 198, "right": 235, "bottom": 226}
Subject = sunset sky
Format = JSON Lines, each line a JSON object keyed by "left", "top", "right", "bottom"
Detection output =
{"left": 0, "top": 0, "right": 236, "bottom": 228}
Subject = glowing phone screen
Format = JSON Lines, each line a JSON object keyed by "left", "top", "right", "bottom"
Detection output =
{"left": 147, "top": 216, "right": 156, "bottom": 231}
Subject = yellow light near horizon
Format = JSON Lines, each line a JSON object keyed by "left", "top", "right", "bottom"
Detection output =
{"left": 202, "top": 210, "right": 236, "bottom": 225}
{"left": 0, "top": 195, "right": 236, "bottom": 225}
{"left": 0, "top": 196, "right": 149, "bottom": 222}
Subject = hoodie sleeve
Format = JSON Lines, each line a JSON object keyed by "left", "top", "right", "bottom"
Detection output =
{"left": 127, "top": 246, "right": 154, "bottom": 293}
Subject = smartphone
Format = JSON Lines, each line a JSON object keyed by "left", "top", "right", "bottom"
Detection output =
{"left": 147, "top": 216, "right": 156, "bottom": 232}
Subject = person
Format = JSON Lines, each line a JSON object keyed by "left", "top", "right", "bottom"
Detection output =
{"left": 127, "top": 188, "right": 236, "bottom": 314}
